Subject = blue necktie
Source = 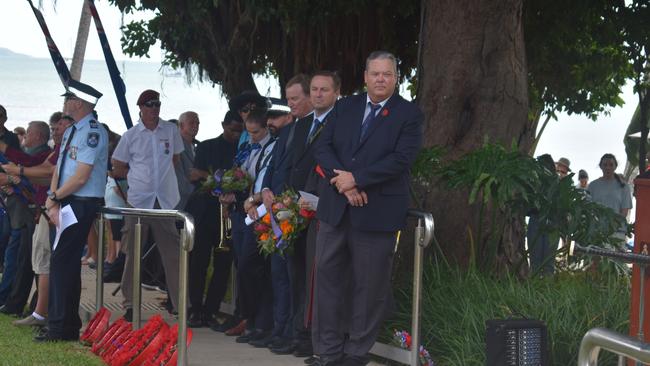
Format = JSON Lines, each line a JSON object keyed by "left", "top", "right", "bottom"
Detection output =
{"left": 307, "top": 118, "right": 322, "bottom": 144}
{"left": 360, "top": 102, "right": 381, "bottom": 141}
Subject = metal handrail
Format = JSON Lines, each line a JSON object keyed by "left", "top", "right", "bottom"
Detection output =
{"left": 370, "top": 209, "right": 434, "bottom": 366}
{"left": 578, "top": 328, "right": 650, "bottom": 366}
{"left": 570, "top": 242, "right": 650, "bottom": 365}
{"left": 95, "top": 207, "right": 195, "bottom": 366}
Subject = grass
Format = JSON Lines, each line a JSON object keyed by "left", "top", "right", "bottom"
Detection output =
{"left": 383, "top": 258, "right": 630, "bottom": 365}
{"left": 0, "top": 314, "right": 103, "bottom": 366}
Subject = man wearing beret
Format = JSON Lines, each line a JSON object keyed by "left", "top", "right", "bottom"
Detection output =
{"left": 112, "top": 89, "right": 184, "bottom": 321}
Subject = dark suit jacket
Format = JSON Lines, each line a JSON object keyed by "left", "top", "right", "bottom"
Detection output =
{"left": 315, "top": 93, "right": 423, "bottom": 231}
{"left": 262, "top": 122, "right": 295, "bottom": 194}
{"left": 288, "top": 113, "right": 333, "bottom": 192}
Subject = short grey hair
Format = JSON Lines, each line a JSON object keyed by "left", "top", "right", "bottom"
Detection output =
{"left": 28, "top": 120, "right": 50, "bottom": 143}
{"left": 179, "top": 111, "right": 199, "bottom": 125}
{"left": 365, "top": 51, "right": 398, "bottom": 75}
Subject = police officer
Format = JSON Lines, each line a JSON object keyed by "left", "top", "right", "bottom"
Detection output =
{"left": 36, "top": 80, "right": 108, "bottom": 342}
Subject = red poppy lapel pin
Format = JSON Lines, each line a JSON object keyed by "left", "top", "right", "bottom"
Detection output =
{"left": 381, "top": 108, "right": 389, "bottom": 117}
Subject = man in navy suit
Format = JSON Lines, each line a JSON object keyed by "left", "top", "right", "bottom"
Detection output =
{"left": 312, "top": 51, "right": 423, "bottom": 366}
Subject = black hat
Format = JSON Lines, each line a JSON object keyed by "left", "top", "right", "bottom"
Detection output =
{"left": 61, "top": 79, "right": 102, "bottom": 105}
{"left": 578, "top": 169, "right": 588, "bottom": 179}
{"left": 267, "top": 97, "right": 291, "bottom": 117}
{"left": 228, "top": 91, "right": 270, "bottom": 112}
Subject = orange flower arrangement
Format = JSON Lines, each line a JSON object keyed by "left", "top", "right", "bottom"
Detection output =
{"left": 254, "top": 189, "right": 315, "bottom": 256}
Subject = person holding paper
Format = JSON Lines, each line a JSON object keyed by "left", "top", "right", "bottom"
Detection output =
{"left": 39, "top": 80, "right": 108, "bottom": 342}
{"left": 313, "top": 51, "right": 423, "bottom": 365}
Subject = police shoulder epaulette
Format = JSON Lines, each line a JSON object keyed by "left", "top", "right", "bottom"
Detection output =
{"left": 89, "top": 120, "right": 99, "bottom": 128}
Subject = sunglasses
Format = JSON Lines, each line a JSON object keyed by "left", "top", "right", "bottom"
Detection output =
{"left": 144, "top": 100, "right": 161, "bottom": 108}
{"left": 239, "top": 106, "right": 257, "bottom": 114}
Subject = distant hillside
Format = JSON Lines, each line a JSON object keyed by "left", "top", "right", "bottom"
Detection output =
{"left": 0, "top": 48, "right": 32, "bottom": 58}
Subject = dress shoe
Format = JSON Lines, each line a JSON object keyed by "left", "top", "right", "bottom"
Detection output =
{"left": 0, "top": 304, "right": 20, "bottom": 317}
{"left": 235, "top": 329, "right": 258, "bottom": 343}
{"left": 211, "top": 315, "right": 239, "bottom": 332}
{"left": 34, "top": 333, "right": 78, "bottom": 343}
{"left": 123, "top": 308, "right": 133, "bottom": 322}
{"left": 188, "top": 312, "right": 203, "bottom": 328}
{"left": 270, "top": 340, "right": 296, "bottom": 354}
{"left": 225, "top": 319, "right": 247, "bottom": 336}
{"left": 304, "top": 355, "right": 319, "bottom": 365}
{"left": 13, "top": 314, "right": 47, "bottom": 327}
{"left": 340, "top": 355, "right": 369, "bottom": 366}
{"left": 313, "top": 356, "right": 343, "bottom": 366}
{"left": 203, "top": 313, "right": 220, "bottom": 328}
{"left": 294, "top": 342, "right": 314, "bottom": 357}
{"left": 248, "top": 333, "right": 274, "bottom": 348}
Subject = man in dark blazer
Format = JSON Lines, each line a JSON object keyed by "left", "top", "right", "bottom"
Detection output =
{"left": 312, "top": 51, "right": 423, "bottom": 366}
{"left": 262, "top": 71, "right": 341, "bottom": 357}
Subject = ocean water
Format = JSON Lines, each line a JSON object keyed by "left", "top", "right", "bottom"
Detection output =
{"left": 0, "top": 53, "right": 278, "bottom": 141}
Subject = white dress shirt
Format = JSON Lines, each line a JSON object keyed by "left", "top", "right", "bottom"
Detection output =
{"left": 112, "top": 118, "right": 184, "bottom": 209}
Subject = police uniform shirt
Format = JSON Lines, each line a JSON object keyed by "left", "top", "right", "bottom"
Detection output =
{"left": 112, "top": 118, "right": 184, "bottom": 209}
{"left": 56, "top": 113, "right": 109, "bottom": 197}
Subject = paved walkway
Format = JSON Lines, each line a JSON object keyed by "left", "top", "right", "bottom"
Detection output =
{"left": 80, "top": 266, "right": 387, "bottom": 365}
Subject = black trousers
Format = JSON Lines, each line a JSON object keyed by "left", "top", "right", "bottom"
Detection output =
{"left": 311, "top": 218, "right": 396, "bottom": 358}
{"left": 290, "top": 231, "right": 309, "bottom": 342}
{"left": 188, "top": 202, "right": 232, "bottom": 316}
{"left": 234, "top": 216, "right": 272, "bottom": 330}
{"left": 48, "top": 199, "right": 99, "bottom": 339}
{"left": 3, "top": 219, "right": 36, "bottom": 313}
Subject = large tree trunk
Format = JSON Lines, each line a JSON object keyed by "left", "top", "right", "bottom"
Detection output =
{"left": 416, "top": 0, "right": 532, "bottom": 270}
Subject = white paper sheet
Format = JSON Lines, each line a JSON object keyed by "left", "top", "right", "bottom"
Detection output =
{"left": 52, "top": 204, "right": 78, "bottom": 251}
{"left": 298, "top": 191, "right": 319, "bottom": 210}
{"left": 245, "top": 204, "right": 267, "bottom": 226}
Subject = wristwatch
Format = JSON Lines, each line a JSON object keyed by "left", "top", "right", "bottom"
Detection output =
{"left": 48, "top": 191, "right": 59, "bottom": 202}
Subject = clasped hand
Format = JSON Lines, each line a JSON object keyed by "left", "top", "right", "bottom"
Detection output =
{"left": 330, "top": 169, "right": 367, "bottom": 207}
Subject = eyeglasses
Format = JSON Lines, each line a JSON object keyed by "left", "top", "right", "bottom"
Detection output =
{"left": 239, "top": 107, "right": 254, "bottom": 114}
{"left": 144, "top": 100, "right": 161, "bottom": 108}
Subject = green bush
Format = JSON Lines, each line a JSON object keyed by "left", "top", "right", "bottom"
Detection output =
{"left": 384, "top": 259, "right": 630, "bottom": 365}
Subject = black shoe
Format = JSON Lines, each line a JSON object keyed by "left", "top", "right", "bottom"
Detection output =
{"left": 203, "top": 313, "right": 220, "bottom": 328}
{"left": 0, "top": 304, "right": 20, "bottom": 317}
{"left": 210, "top": 316, "right": 239, "bottom": 333}
{"left": 123, "top": 308, "right": 133, "bottom": 322}
{"left": 248, "top": 333, "right": 274, "bottom": 348}
{"left": 340, "top": 355, "right": 369, "bottom": 366}
{"left": 294, "top": 342, "right": 314, "bottom": 357}
{"left": 34, "top": 333, "right": 78, "bottom": 343}
{"left": 188, "top": 312, "right": 203, "bottom": 328}
{"left": 313, "top": 356, "right": 342, "bottom": 366}
{"left": 102, "top": 267, "right": 122, "bottom": 283}
{"left": 235, "top": 330, "right": 257, "bottom": 343}
{"left": 270, "top": 340, "right": 296, "bottom": 354}
{"left": 304, "top": 356, "right": 319, "bottom": 365}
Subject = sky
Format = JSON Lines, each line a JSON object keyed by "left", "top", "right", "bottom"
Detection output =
{"left": 0, "top": 0, "right": 641, "bottom": 188}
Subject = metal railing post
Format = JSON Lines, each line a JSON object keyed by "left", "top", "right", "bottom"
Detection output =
{"left": 411, "top": 218, "right": 425, "bottom": 366}
{"left": 178, "top": 221, "right": 189, "bottom": 366}
{"left": 90, "top": 207, "right": 212, "bottom": 365}
{"left": 96, "top": 215, "right": 104, "bottom": 312}
{"left": 133, "top": 217, "right": 142, "bottom": 329}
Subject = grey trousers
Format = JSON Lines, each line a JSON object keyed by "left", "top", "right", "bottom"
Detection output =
{"left": 311, "top": 218, "right": 396, "bottom": 358}
{"left": 120, "top": 216, "right": 180, "bottom": 311}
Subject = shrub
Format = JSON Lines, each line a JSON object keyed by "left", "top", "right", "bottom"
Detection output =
{"left": 384, "top": 259, "right": 630, "bottom": 365}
